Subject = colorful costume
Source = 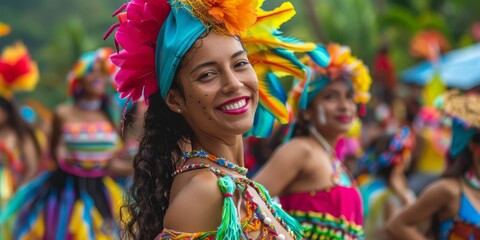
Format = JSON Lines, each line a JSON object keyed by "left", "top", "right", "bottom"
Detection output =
{"left": 280, "top": 174, "right": 364, "bottom": 239}
{"left": 104, "top": 0, "right": 328, "bottom": 237}
{"left": 0, "top": 41, "right": 39, "bottom": 204}
{"left": 358, "top": 127, "right": 416, "bottom": 239}
{"left": 0, "top": 48, "right": 124, "bottom": 239}
{"left": 157, "top": 151, "right": 303, "bottom": 239}
{"left": 435, "top": 90, "right": 480, "bottom": 239}
{"left": 439, "top": 182, "right": 480, "bottom": 240}
{"left": 0, "top": 121, "right": 123, "bottom": 239}
{"left": 365, "top": 188, "right": 415, "bottom": 239}
{"left": 0, "top": 34, "right": 40, "bottom": 240}
{"left": 0, "top": 141, "right": 21, "bottom": 208}
{"left": 409, "top": 106, "right": 450, "bottom": 194}
{"left": 280, "top": 43, "right": 372, "bottom": 240}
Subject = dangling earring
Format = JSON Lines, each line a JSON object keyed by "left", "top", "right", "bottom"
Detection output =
{"left": 318, "top": 105, "right": 327, "bottom": 125}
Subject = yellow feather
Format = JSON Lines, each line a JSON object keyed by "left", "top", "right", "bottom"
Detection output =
{"left": 245, "top": 37, "right": 316, "bottom": 54}
{"left": 255, "top": 2, "right": 295, "bottom": 29}
{"left": 258, "top": 87, "right": 289, "bottom": 123}
{"left": 250, "top": 53, "right": 305, "bottom": 79}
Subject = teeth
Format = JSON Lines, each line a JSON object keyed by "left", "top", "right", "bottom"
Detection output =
{"left": 221, "top": 99, "right": 246, "bottom": 111}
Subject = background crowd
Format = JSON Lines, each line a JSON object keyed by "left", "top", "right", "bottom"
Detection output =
{"left": 0, "top": 0, "right": 479, "bottom": 239}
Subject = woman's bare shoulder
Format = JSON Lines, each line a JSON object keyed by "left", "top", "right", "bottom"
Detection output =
{"left": 164, "top": 170, "right": 224, "bottom": 233}
{"left": 273, "top": 137, "right": 314, "bottom": 158}
{"left": 415, "top": 177, "right": 459, "bottom": 207}
{"left": 54, "top": 104, "right": 73, "bottom": 119}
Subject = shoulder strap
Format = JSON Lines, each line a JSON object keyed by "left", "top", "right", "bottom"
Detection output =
{"left": 172, "top": 163, "right": 212, "bottom": 177}
{"left": 253, "top": 182, "right": 304, "bottom": 239}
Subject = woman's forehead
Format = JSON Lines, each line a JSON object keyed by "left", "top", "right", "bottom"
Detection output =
{"left": 322, "top": 80, "right": 352, "bottom": 92}
{"left": 182, "top": 33, "right": 243, "bottom": 66}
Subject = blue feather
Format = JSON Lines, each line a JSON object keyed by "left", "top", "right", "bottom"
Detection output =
{"left": 245, "top": 105, "right": 275, "bottom": 137}
{"left": 307, "top": 45, "right": 331, "bottom": 68}
{"left": 265, "top": 72, "right": 287, "bottom": 103}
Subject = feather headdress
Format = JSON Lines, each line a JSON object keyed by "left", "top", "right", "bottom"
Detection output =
{"left": 67, "top": 47, "right": 116, "bottom": 96}
{"left": 0, "top": 42, "right": 39, "bottom": 99}
{"left": 104, "top": 0, "right": 326, "bottom": 137}
{"left": 289, "top": 43, "right": 372, "bottom": 116}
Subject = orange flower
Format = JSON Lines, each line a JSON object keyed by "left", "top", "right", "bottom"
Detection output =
{"left": 0, "top": 42, "right": 39, "bottom": 98}
{"left": 0, "top": 22, "right": 10, "bottom": 37}
{"left": 206, "top": 0, "right": 258, "bottom": 35}
{"left": 410, "top": 30, "right": 450, "bottom": 62}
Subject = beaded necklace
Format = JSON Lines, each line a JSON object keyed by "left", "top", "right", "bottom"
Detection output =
{"left": 173, "top": 164, "right": 300, "bottom": 239}
{"left": 308, "top": 125, "right": 353, "bottom": 186}
{"left": 465, "top": 169, "right": 480, "bottom": 190}
{"left": 182, "top": 150, "right": 248, "bottom": 176}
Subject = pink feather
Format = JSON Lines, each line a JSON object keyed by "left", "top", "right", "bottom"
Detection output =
{"left": 105, "top": 0, "right": 170, "bottom": 102}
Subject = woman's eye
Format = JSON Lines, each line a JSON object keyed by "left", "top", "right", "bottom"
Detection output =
{"left": 199, "top": 72, "right": 216, "bottom": 80}
{"left": 346, "top": 92, "right": 354, "bottom": 99}
{"left": 235, "top": 60, "right": 250, "bottom": 68}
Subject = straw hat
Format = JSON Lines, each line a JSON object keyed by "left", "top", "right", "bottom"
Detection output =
{"left": 443, "top": 89, "right": 480, "bottom": 128}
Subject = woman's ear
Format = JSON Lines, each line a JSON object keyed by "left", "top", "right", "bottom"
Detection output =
{"left": 165, "top": 89, "right": 185, "bottom": 114}
{"left": 469, "top": 141, "right": 480, "bottom": 156}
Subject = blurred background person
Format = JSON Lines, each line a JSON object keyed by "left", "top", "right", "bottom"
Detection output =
{"left": 0, "top": 42, "right": 41, "bottom": 206}
{"left": 0, "top": 48, "right": 128, "bottom": 239}
{"left": 254, "top": 43, "right": 372, "bottom": 239}
{"left": 359, "top": 127, "right": 416, "bottom": 239}
{"left": 388, "top": 89, "right": 480, "bottom": 239}
{"left": 104, "top": 0, "right": 323, "bottom": 238}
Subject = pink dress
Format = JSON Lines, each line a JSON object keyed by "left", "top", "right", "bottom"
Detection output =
{"left": 280, "top": 172, "right": 364, "bottom": 239}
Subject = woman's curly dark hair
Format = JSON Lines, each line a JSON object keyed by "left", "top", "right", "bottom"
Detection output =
{"left": 122, "top": 88, "right": 192, "bottom": 239}
{"left": 0, "top": 96, "right": 41, "bottom": 158}
{"left": 121, "top": 30, "right": 242, "bottom": 239}
{"left": 441, "top": 132, "right": 479, "bottom": 179}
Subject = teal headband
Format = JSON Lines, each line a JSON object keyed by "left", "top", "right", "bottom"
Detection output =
{"left": 305, "top": 76, "right": 330, "bottom": 106}
{"left": 449, "top": 119, "right": 478, "bottom": 157}
{"left": 155, "top": 1, "right": 207, "bottom": 100}
{"left": 303, "top": 76, "right": 353, "bottom": 108}
{"left": 295, "top": 45, "right": 331, "bottom": 110}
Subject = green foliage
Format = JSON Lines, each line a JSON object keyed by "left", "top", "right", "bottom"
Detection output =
{"left": 1, "top": 0, "right": 119, "bottom": 108}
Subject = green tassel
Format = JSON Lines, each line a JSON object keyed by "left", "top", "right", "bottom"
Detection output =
{"left": 216, "top": 176, "right": 242, "bottom": 240}
{"left": 255, "top": 182, "right": 304, "bottom": 239}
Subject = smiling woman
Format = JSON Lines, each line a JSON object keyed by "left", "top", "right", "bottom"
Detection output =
{"left": 103, "top": 0, "right": 324, "bottom": 239}
{"left": 169, "top": 34, "right": 258, "bottom": 137}
{"left": 254, "top": 43, "right": 372, "bottom": 240}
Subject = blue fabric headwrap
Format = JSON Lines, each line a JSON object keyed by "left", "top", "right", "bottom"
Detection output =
{"left": 449, "top": 118, "right": 478, "bottom": 157}
{"left": 305, "top": 76, "right": 330, "bottom": 106}
{"left": 302, "top": 76, "right": 353, "bottom": 108}
{"left": 296, "top": 46, "right": 331, "bottom": 110}
{"left": 155, "top": 1, "right": 207, "bottom": 99}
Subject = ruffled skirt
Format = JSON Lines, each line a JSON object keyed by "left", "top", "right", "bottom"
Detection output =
{"left": 0, "top": 168, "right": 124, "bottom": 240}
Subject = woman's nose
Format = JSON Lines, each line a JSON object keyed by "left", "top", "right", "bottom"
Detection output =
{"left": 222, "top": 69, "right": 244, "bottom": 93}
